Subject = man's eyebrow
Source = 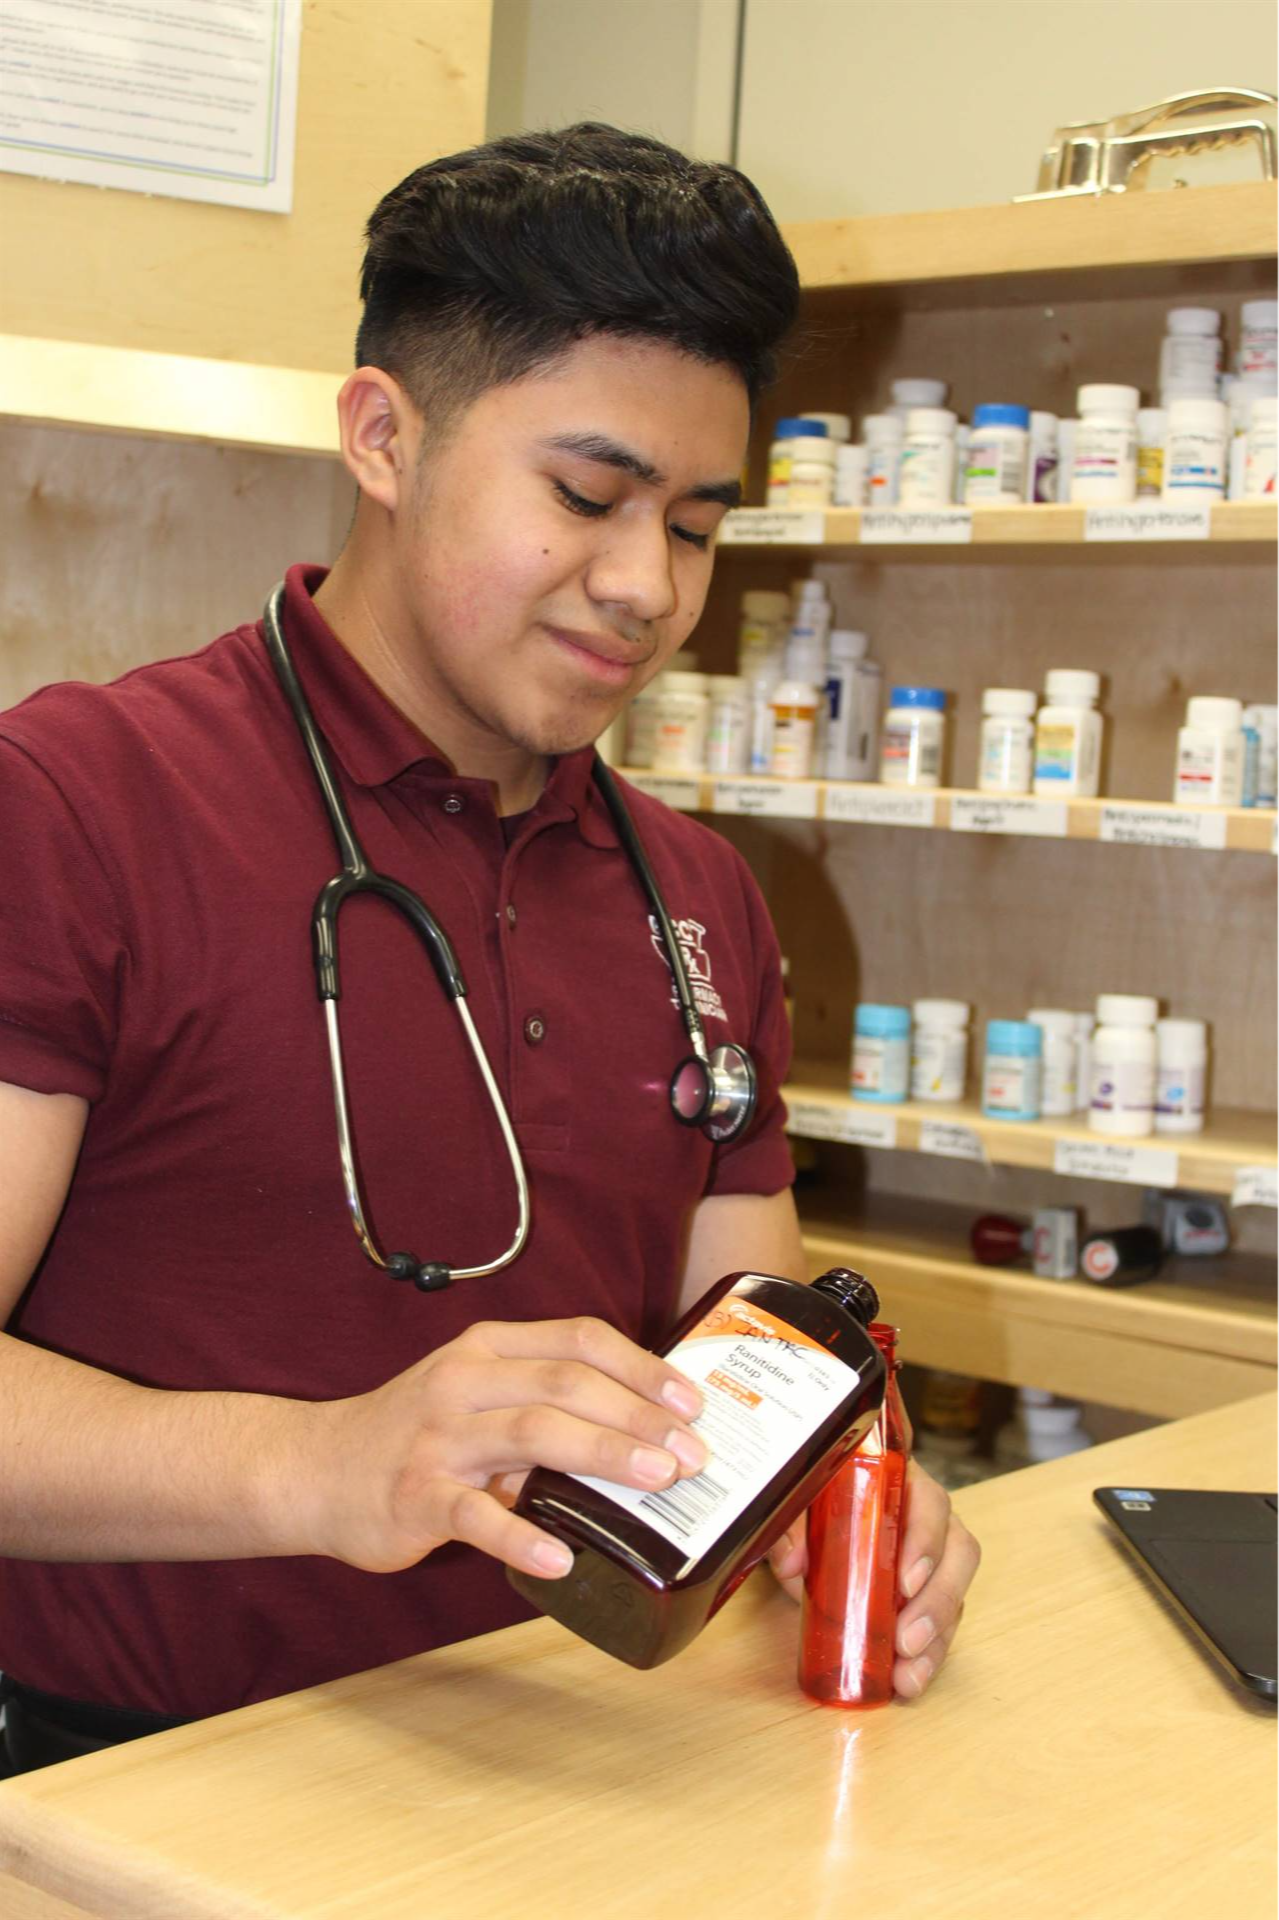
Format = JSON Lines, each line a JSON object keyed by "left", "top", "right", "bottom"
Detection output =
{"left": 540, "top": 432, "right": 741, "bottom": 510}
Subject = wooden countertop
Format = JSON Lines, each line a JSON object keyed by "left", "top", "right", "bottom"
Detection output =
{"left": 1, "top": 1394, "right": 1274, "bottom": 1919}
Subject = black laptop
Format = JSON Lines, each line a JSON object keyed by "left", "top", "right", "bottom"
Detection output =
{"left": 1094, "top": 1487, "right": 1277, "bottom": 1702}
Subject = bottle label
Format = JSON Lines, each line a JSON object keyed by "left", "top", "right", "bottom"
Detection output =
{"left": 1136, "top": 444, "right": 1164, "bottom": 497}
{"left": 569, "top": 1286, "right": 865, "bottom": 1558}
{"left": 1033, "top": 720, "right": 1079, "bottom": 782}
{"left": 1156, "top": 1062, "right": 1205, "bottom": 1117}
{"left": 880, "top": 719, "right": 941, "bottom": 784}
{"left": 984, "top": 1053, "right": 1041, "bottom": 1114}
{"left": 910, "top": 1029, "right": 967, "bottom": 1101}
{"left": 852, "top": 1032, "right": 910, "bottom": 1095}
{"left": 1090, "top": 1055, "right": 1156, "bottom": 1116}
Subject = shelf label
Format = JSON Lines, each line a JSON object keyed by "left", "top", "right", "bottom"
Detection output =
{"left": 785, "top": 1100, "right": 898, "bottom": 1149}
{"left": 1232, "top": 1165, "right": 1278, "bottom": 1209}
{"left": 949, "top": 795, "right": 1069, "bottom": 839}
{"left": 1053, "top": 1137, "right": 1179, "bottom": 1188}
{"left": 919, "top": 1120, "right": 988, "bottom": 1164}
{"left": 860, "top": 507, "right": 973, "bottom": 546}
{"left": 717, "top": 508, "right": 825, "bottom": 546}
{"left": 823, "top": 786, "right": 937, "bottom": 828}
{"left": 1099, "top": 804, "right": 1228, "bottom": 851}
{"left": 1084, "top": 504, "right": 1211, "bottom": 543}
{"left": 712, "top": 779, "right": 820, "bottom": 819}
{"left": 624, "top": 773, "right": 702, "bottom": 811}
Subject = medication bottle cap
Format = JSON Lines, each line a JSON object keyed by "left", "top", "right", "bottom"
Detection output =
{"left": 913, "top": 998, "right": 970, "bottom": 1027}
{"left": 708, "top": 674, "right": 747, "bottom": 696}
{"left": 741, "top": 589, "right": 790, "bottom": 619}
{"left": 799, "top": 411, "right": 852, "bottom": 441}
{"left": 793, "top": 577, "right": 828, "bottom": 600}
{"left": 982, "top": 687, "right": 1037, "bottom": 717}
{"left": 862, "top": 413, "right": 905, "bottom": 440}
{"left": 856, "top": 1003, "right": 912, "bottom": 1038}
{"left": 1029, "top": 410, "right": 1058, "bottom": 434}
{"left": 892, "top": 378, "right": 948, "bottom": 407}
{"left": 773, "top": 417, "right": 828, "bottom": 439}
{"left": 904, "top": 407, "right": 957, "bottom": 433}
{"left": 1073, "top": 1012, "right": 1096, "bottom": 1034}
{"left": 1241, "top": 299, "right": 1279, "bottom": 327}
{"left": 811, "top": 1267, "right": 880, "bottom": 1326}
{"left": 888, "top": 685, "right": 946, "bottom": 711}
{"left": 1077, "top": 383, "right": 1139, "bottom": 415}
{"left": 1095, "top": 994, "right": 1159, "bottom": 1027}
{"left": 1136, "top": 407, "right": 1167, "bottom": 439}
{"left": 972, "top": 403, "right": 1031, "bottom": 430}
{"left": 986, "top": 1020, "right": 1043, "bottom": 1054}
{"left": 1166, "top": 397, "right": 1227, "bottom": 430}
{"left": 1156, "top": 1018, "right": 1207, "bottom": 1051}
{"left": 1044, "top": 669, "right": 1100, "bottom": 705}
{"left": 1028, "top": 1008, "right": 1078, "bottom": 1037}
{"left": 1165, "top": 308, "right": 1221, "bottom": 335}
{"left": 659, "top": 671, "right": 708, "bottom": 693}
{"left": 828, "top": 629, "right": 869, "bottom": 660}
{"left": 789, "top": 438, "right": 838, "bottom": 466}
{"left": 1185, "top": 695, "right": 1243, "bottom": 730}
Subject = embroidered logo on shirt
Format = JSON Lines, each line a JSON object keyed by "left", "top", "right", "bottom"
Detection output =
{"left": 649, "top": 915, "right": 728, "bottom": 1025}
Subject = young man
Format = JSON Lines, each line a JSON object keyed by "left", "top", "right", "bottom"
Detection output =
{"left": 0, "top": 126, "right": 977, "bottom": 1770}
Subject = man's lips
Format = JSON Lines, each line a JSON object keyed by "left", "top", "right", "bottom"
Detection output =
{"left": 543, "top": 624, "right": 654, "bottom": 681}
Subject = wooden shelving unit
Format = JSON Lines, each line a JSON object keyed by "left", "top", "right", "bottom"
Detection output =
{"left": 716, "top": 500, "right": 1277, "bottom": 550}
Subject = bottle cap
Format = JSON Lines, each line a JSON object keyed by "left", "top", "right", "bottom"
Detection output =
{"left": 982, "top": 687, "right": 1036, "bottom": 717}
{"left": 708, "top": 674, "right": 747, "bottom": 696}
{"left": 1095, "top": 994, "right": 1159, "bottom": 1027}
{"left": 888, "top": 685, "right": 946, "bottom": 711}
{"left": 799, "top": 411, "right": 852, "bottom": 442}
{"left": 856, "top": 1002, "right": 911, "bottom": 1037}
{"left": 1241, "top": 299, "right": 1279, "bottom": 328}
{"left": 659, "top": 671, "right": 708, "bottom": 693}
{"left": 1186, "top": 695, "right": 1243, "bottom": 730}
{"left": 1156, "top": 1018, "right": 1208, "bottom": 1055}
{"left": 1028, "top": 1008, "right": 1077, "bottom": 1037}
{"left": 892, "top": 378, "right": 948, "bottom": 407}
{"left": 904, "top": 407, "right": 957, "bottom": 433}
{"left": 1136, "top": 407, "right": 1167, "bottom": 440}
{"left": 788, "top": 437, "right": 838, "bottom": 466}
{"left": 810, "top": 1267, "right": 880, "bottom": 1326}
{"left": 1029, "top": 410, "right": 1058, "bottom": 436}
{"left": 1077, "top": 383, "right": 1139, "bottom": 415}
{"left": 828, "top": 629, "right": 869, "bottom": 660}
{"left": 741, "top": 589, "right": 791, "bottom": 620}
{"left": 1166, "top": 397, "right": 1227, "bottom": 430}
{"left": 913, "top": 998, "right": 969, "bottom": 1027}
{"left": 773, "top": 417, "right": 828, "bottom": 439}
{"left": 1044, "top": 668, "right": 1100, "bottom": 705}
{"left": 973, "top": 403, "right": 1031, "bottom": 430}
{"left": 862, "top": 413, "right": 905, "bottom": 441}
{"left": 987, "top": 1019, "right": 1042, "bottom": 1054}
{"left": 1166, "top": 307, "right": 1221, "bottom": 336}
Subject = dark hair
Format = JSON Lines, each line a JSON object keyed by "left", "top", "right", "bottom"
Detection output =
{"left": 356, "top": 123, "right": 800, "bottom": 429}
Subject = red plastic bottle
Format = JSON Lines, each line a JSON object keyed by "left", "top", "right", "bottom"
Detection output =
{"left": 798, "top": 1322, "right": 912, "bottom": 1707}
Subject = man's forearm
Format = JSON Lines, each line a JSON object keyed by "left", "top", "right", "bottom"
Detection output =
{"left": 0, "top": 1333, "right": 319, "bottom": 1563}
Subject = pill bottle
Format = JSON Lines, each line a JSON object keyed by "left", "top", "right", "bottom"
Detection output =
{"left": 767, "top": 418, "right": 828, "bottom": 505}
{"left": 834, "top": 442, "right": 868, "bottom": 507}
{"left": 910, "top": 999, "right": 970, "bottom": 1102}
{"left": 852, "top": 1004, "right": 911, "bottom": 1104}
{"left": 978, "top": 687, "right": 1037, "bottom": 794}
{"left": 1071, "top": 385, "right": 1138, "bottom": 503}
{"left": 1027, "top": 1008, "right": 1078, "bottom": 1117}
{"left": 1033, "top": 669, "right": 1102, "bottom": 798}
{"left": 1056, "top": 419, "right": 1078, "bottom": 503}
{"left": 898, "top": 407, "right": 958, "bottom": 507}
{"left": 800, "top": 411, "right": 852, "bottom": 443}
{"left": 1074, "top": 1011, "right": 1096, "bottom": 1112}
{"left": 788, "top": 436, "right": 838, "bottom": 507}
{"left": 982, "top": 1020, "right": 1043, "bottom": 1123}
{"left": 1245, "top": 394, "right": 1277, "bottom": 498}
{"left": 863, "top": 414, "right": 904, "bottom": 505}
{"left": 1155, "top": 1018, "right": 1208, "bottom": 1135}
{"left": 952, "top": 425, "right": 970, "bottom": 503}
{"left": 1025, "top": 411, "right": 1059, "bottom": 503}
{"left": 1242, "top": 703, "right": 1278, "bottom": 807}
{"left": 880, "top": 685, "right": 946, "bottom": 788}
{"left": 510, "top": 1264, "right": 887, "bottom": 1669}
{"left": 799, "top": 1318, "right": 910, "bottom": 1709}
{"left": 737, "top": 589, "right": 790, "bottom": 680}
{"left": 823, "top": 630, "right": 881, "bottom": 782}
{"left": 653, "top": 672, "right": 709, "bottom": 772}
{"left": 1162, "top": 397, "right": 1228, "bottom": 501}
{"left": 769, "top": 669, "right": 823, "bottom": 779}
{"left": 624, "top": 675, "right": 664, "bottom": 767}
{"left": 1174, "top": 695, "right": 1244, "bottom": 806}
{"left": 1089, "top": 994, "right": 1158, "bottom": 1137}
{"left": 890, "top": 378, "right": 948, "bottom": 419}
{"left": 705, "top": 675, "right": 751, "bottom": 775}
{"left": 1239, "top": 299, "right": 1279, "bottom": 380}
{"left": 1159, "top": 307, "right": 1223, "bottom": 397}
{"left": 1136, "top": 408, "right": 1167, "bottom": 498}
{"left": 964, "top": 403, "right": 1030, "bottom": 505}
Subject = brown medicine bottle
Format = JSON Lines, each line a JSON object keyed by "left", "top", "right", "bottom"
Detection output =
{"left": 508, "top": 1267, "right": 887, "bottom": 1669}
{"left": 799, "top": 1322, "right": 912, "bottom": 1707}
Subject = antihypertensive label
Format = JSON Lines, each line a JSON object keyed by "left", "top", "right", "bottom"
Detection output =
{"left": 860, "top": 508, "right": 973, "bottom": 545}
{"left": 1099, "top": 804, "right": 1229, "bottom": 851}
{"left": 785, "top": 1100, "right": 899, "bottom": 1149}
{"left": 1083, "top": 504, "right": 1211, "bottom": 542}
{"left": 949, "top": 795, "right": 1068, "bottom": 838}
{"left": 1053, "top": 1137, "right": 1179, "bottom": 1188}
{"left": 717, "top": 508, "right": 826, "bottom": 546}
{"left": 823, "top": 786, "right": 937, "bottom": 828}
{"left": 624, "top": 772, "right": 702, "bottom": 811}
{"left": 712, "top": 778, "right": 820, "bottom": 819}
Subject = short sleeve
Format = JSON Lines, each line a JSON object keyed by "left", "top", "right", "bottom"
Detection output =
{"left": 701, "top": 847, "right": 795, "bottom": 1199}
{"left": 0, "top": 733, "right": 124, "bottom": 1100}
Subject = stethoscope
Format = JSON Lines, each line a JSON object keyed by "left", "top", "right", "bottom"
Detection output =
{"left": 261, "top": 584, "right": 758, "bottom": 1293}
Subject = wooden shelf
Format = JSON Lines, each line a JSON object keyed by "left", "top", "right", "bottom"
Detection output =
{"left": 716, "top": 501, "right": 1278, "bottom": 550}
{"left": 619, "top": 769, "right": 1277, "bottom": 854}
{"left": 797, "top": 1189, "right": 1276, "bottom": 1417}
{"left": 0, "top": 335, "right": 341, "bottom": 458}
{"left": 784, "top": 1060, "right": 1277, "bottom": 1199}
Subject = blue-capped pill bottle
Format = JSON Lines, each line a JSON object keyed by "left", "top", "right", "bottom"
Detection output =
{"left": 879, "top": 686, "right": 946, "bottom": 788}
{"left": 852, "top": 1004, "right": 912, "bottom": 1104}
{"left": 982, "top": 1020, "right": 1043, "bottom": 1122}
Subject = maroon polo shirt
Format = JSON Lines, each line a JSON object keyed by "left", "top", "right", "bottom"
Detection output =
{"left": 0, "top": 564, "right": 793, "bottom": 1718}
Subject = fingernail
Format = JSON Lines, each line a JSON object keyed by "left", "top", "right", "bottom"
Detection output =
{"left": 631, "top": 1445, "right": 677, "bottom": 1485}
{"left": 532, "top": 1540, "right": 573, "bottom": 1577}
{"left": 902, "top": 1615, "right": 936, "bottom": 1659}
{"left": 903, "top": 1555, "right": 934, "bottom": 1599}
{"left": 665, "top": 1428, "right": 708, "bottom": 1475}
{"left": 662, "top": 1378, "right": 701, "bottom": 1418}
{"left": 904, "top": 1653, "right": 934, "bottom": 1698}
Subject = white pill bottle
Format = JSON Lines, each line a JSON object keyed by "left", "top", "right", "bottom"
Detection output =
{"left": 1089, "top": 995, "right": 1158, "bottom": 1138}
{"left": 1071, "top": 385, "right": 1139, "bottom": 504}
{"left": 1033, "top": 670, "right": 1103, "bottom": 799}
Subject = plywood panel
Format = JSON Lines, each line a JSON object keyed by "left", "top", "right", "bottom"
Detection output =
{"left": 0, "top": 1, "right": 493, "bottom": 372}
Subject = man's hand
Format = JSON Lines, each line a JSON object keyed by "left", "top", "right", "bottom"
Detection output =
{"left": 298, "top": 1316, "right": 709, "bottom": 1579}
{"left": 766, "top": 1461, "right": 980, "bottom": 1699}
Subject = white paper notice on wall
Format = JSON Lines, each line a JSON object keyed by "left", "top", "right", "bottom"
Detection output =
{"left": 823, "top": 787, "right": 938, "bottom": 828}
{"left": 624, "top": 773, "right": 702, "bottom": 812}
{"left": 860, "top": 508, "right": 973, "bottom": 545}
{"left": 918, "top": 1120, "right": 988, "bottom": 1164}
{"left": 0, "top": 0, "right": 302, "bottom": 212}
{"left": 1053, "top": 1137, "right": 1180, "bottom": 1188}
{"left": 785, "top": 1101, "right": 898, "bottom": 1150}
{"left": 716, "top": 509, "right": 825, "bottom": 546}
{"left": 949, "top": 795, "right": 1069, "bottom": 838}
{"left": 1083, "top": 504, "right": 1211, "bottom": 542}
{"left": 1231, "top": 1166, "right": 1278, "bottom": 1209}
{"left": 1099, "top": 805, "right": 1229, "bottom": 851}
{"left": 712, "top": 780, "right": 820, "bottom": 819}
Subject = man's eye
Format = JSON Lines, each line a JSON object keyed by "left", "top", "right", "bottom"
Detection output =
{"left": 554, "top": 481, "right": 609, "bottom": 518}
{"left": 673, "top": 526, "right": 710, "bottom": 552}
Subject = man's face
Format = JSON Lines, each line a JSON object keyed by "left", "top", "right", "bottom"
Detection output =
{"left": 388, "top": 335, "right": 748, "bottom": 761}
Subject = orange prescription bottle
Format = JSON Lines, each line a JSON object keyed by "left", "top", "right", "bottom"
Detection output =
{"left": 509, "top": 1268, "right": 887, "bottom": 1669}
{"left": 799, "top": 1322, "right": 911, "bottom": 1707}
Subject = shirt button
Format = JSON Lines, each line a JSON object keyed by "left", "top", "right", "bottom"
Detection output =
{"left": 505, "top": 903, "right": 518, "bottom": 928}
{"left": 442, "top": 793, "right": 465, "bottom": 815}
{"left": 524, "top": 1015, "right": 546, "bottom": 1046}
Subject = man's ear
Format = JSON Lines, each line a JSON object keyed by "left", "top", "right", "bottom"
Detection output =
{"left": 334, "top": 367, "right": 419, "bottom": 513}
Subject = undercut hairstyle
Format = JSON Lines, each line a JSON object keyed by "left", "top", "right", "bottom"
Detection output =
{"left": 355, "top": 123, "right": 801, "bottom": 437}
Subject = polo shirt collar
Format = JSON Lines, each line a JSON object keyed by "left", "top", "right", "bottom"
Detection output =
{"left": 272, "top": 563, "right": 621, "bottom": 848}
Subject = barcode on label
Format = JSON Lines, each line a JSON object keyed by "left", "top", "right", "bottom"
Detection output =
{"left": 639, "top": 1470, "right": 732, "bottom": 1540}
